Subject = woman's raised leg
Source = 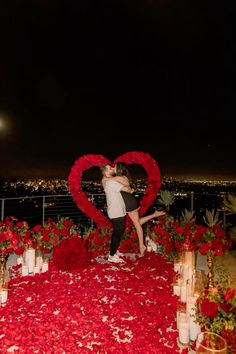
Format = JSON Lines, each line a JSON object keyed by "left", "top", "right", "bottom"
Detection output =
{"left": 127, "top": 210, "right": 146, "bottom": 256}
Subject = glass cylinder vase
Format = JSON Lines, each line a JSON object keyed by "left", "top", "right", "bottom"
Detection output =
{"left": 196, "top": 331, "right": 227, "bottom": 354}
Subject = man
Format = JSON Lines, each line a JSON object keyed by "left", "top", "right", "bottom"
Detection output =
{"left": 101, "top": 164, "right": 128, "bottom": 263}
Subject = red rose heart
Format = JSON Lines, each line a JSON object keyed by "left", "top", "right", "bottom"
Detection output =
{"left": 68, "top": 151, "right": 161, "bottom": 228}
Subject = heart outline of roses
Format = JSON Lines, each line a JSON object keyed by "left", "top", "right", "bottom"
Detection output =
{"left": 68, "top": 151, "right": 161, "bottom": 228}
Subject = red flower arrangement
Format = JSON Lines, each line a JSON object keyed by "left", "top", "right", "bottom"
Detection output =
{"left": 119, "top": 226, "right": 139, "bottom": 253}
{"left": 196, "top": 286, "right": 236, "bottom": 353}
{"left": 150, "top": 216, "right": 197, "bottom": 259}
{"left": 0, "top": 216, "right": 31, "bottom": 255}
{"left": 84, "top": 225, "right": 139, "bottom": 258}
{"left": 68, "top": 151, "right": 161, "bottom": 229}
{"left": 31, "top": 217, "right": 80, "bottom": 253}
{"left": 194, "top": 224, "right": 233, "bottom": 256}
{"left": 151, "top": 217, "right": 232, "bottom": 259}
{"left": 83, "top": 227, "right": 111, "bottom": 258}
{"left": 52, "top": 235, "right": 91, "bottom": 271}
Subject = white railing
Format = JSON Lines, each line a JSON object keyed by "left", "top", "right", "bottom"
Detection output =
{"left": 0, "top": 191, "right": 229, "bottom": 230}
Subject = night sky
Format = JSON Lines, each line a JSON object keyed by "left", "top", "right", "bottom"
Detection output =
{"left": 0, "top": 0, "right": 235, "bottom": 180}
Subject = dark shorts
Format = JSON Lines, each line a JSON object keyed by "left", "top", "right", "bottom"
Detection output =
{"left": 120, "top": 191, "right": 139, "bottom": 212}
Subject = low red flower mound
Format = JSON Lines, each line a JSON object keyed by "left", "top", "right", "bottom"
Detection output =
{"left": 0, "top": 253, "right": 183, "bottom": 353}
{"left": 52, "top": 235, "right": 91, "bottom": 271}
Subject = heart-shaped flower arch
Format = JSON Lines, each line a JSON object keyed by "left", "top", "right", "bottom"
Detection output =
{"left": 68, "top": 151, "right": 162, "bottom": 229}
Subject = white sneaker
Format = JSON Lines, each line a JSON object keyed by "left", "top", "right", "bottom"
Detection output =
{"left": 108, "top": 254, "right": 125, "bottom": 263}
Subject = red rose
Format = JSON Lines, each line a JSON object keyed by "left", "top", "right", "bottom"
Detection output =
{"left": 214, "top": 248, "right": 223, "bottom": 256}
{"left": 201, "top": 298, "right": 219, "bottom": 318}
{"left": 199, "top": 242, "right": 212, "bottom": 255}
{"left": 32, "top": 225, "right": 42, "bottom": 233}
{"left": 15, "top": 246, "right": 25, "bottom": 255}
{"left": 219, "top": 302, "right": 231, "bottom": 313}
{"left": 224, "top": 288, "right": 236, "bottom": 302}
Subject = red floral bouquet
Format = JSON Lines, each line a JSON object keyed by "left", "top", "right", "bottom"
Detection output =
{"left": 150, "top": 216, "right": 197, "bottom": 259}
{"left": 32, "top": 217, "right": 80, "bottom": 253}
{"left": 119, "top": 226, "right": 139, "bottom": 253}
{"left": 83, "top": 227, "right": 111, "bottom": 257}
{"left": 151, "top": 218, "right": 232, "bottom": 259}
{"left": 196, "top": 286, "right": 236, "bottom": 353}
{"left": 150, "top": 216, "right": 176, "bottom": 258}
{"left": 84, "top": 226, "right": 139, "bottom": 258}
{"left": 193, "top": 224, "right": 233, "bottom": 256}
{"left": 0, "top": 216, "right": 31, "bottom": 255}
{"left": 52, "top": 235, "right": 91, "bottom": 271}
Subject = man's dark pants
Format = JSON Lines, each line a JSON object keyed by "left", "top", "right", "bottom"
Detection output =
{"left": 110, "top": 216, "right": 126, "bottom": 256}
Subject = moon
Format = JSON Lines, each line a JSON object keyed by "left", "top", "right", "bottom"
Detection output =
{"left": 0, "top": 114, "right": 12, "bottom": 135}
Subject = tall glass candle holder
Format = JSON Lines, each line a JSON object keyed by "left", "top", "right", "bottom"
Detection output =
{"left": 196, "top": 331, "right": 227, "bottom": 354}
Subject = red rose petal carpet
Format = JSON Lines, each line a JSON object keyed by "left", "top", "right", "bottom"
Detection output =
{"left": 0, "top": 253, "right": 182, "bottom": 354}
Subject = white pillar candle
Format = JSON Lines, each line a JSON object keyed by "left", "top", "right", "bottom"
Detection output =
{"left": 25, "top": 249, "right": 35, "bottom": 274}
{"left": 0, "top": 290, "right": 8, "bottom": 305}
{"left": 42, "top": 262, "right": 49, "bottom": 272}
{"left": 189, "top": 318, "right": 201, "bottom": 341}
{"left": 187, "top": 295, "right": 198, "bottom": 316}
{"left": 174, "top": 263, "right": 182, "bottom": 272}
{"left": 34, "top": 265, "right": 40, "bottom": 274}
{"left": 180, "top": 284, "right": 187, "bottom": 302}
{"left": 182, "top": 265, "right": 190, "bottom": 282}
{"left": 150, "top": 241, "right": 157, "bottom": 252}
{"left": 17, "top": 256, "right": 24, "bottom": 265}
{"left": 186, "top": 279, "right": 193, "bottom": 297}
{"left": 179, "top": 321, "right": 189, "bottom": 345}
{"left": 36, "top": 256, "right": 43, "bottom": 269}
{"left": 185, "top": 251, "right": 194, "bottom": 267}
{"left": 177, "top": 311, "right": 187, "bottom": 330}
{"left": 173, "top": 285, "right": 181, "bottom": 296}
{"left": 188, "top": 266, "right": 194, "bottom": 282}
{"left": 22, "top": 264, "right": 29, "bottom": 276}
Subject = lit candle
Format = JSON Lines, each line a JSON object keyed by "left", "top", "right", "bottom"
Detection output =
{"left": 0, "top": 289, "right": 8, "bottom": 305}
{"left": 187, "top": 295, "right": 198, "bottom": 316}
{"left": 173, "top": 284, "right": 181, "bottom": 296}
{"left": 185, "top": 251, "right": 194, "bottom": 267}
{"left": 146, "top": 245, "right": 152, "bottom": 252}
{"left": 188, "top": 266, "right": 193, "bottom": 282}
{"left": 182, "top": 265, "right": 190, "bottom": 282}
{"left": 186, "top": 295, "right": 201, "bottom": 342}
{"left": 179, "top": 321, "right": 189, "bottom": 345}
{"left": 189, "top": 317, "right": 201, "bottom": 342}
{"left": 42, "top": 261, "right": 49, "bottom": 272}
{"left": 36, "top": 256, "right": 43, "bottom": 269}
{"left": 150, "top": 240, "right": 157, "bottom": 252}
{"left": 174, "top": 262, "right": 182, "bottom": 272}
{"left": 34, "top": 265, "right": 40, "bottom": 274}
{"left": 17, "top": 256, "right": 24, "bottom": 265}
{"left": 25, "top": 248, "right": 35, "bottom": 274}
{"left": 22, "top": 264, "right": 29, "bottom": 276}
{"left": 177, "top": 311, "right": 187, "bottom": 330}
{"left": 180, "top": 284, "right": 187, "bottom": 303}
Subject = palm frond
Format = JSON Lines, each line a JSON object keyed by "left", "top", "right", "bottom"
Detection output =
{"left": 181, "top": 209, "right": 196, "bottom": 224}
{"left": 158, "top": 190, "right": 175, "bottom": 210}
{"left": 223, "top": 194, "right": 236, "bottom": 214}
{"left": 203, "top": 208, "right": 221, "bottom": 227}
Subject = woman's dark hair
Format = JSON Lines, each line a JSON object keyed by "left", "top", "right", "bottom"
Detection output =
{"left": 115, "top": 163, "right": 132, "bottom": 186}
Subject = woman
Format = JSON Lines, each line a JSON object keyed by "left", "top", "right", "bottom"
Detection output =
{"left": 103, "top": 163, "right": 166, "bottom": 256}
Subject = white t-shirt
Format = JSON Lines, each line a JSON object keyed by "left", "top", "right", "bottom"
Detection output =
{"left": 103, "top": 180, "right": 126, "bottom": 219}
